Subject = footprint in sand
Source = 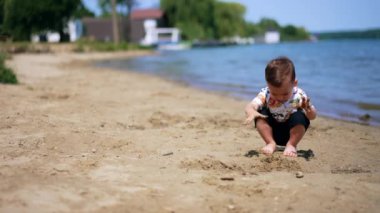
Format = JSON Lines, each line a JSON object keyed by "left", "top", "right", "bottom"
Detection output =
{"left": 39, "top": 93, "right": 70, "bottom": 100}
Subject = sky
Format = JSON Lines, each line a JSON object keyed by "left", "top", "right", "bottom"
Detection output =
{"left": 83, "top": 0, "right": 380, "bottom": 32}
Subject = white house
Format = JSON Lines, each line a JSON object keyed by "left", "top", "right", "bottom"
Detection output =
{"left": 129, "top": 9, "right": 181, "bottom": 46}
{"left": 264, "top": 30, "right": 280, "bottom": 44}
{"left": 254, "top": 30, "right": 281, "bottom": 44}
{"left": 31, "top": 20, "right": 82, "bottom": 43}
{"left": 140, "top": 19, "right": 180, "bottom": 46}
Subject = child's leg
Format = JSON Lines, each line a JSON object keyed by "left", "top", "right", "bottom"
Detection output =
{"left": 284, "top": 110, "right": 310, "bottom": 157}
{"left": 284, "top": 124, "right": 306, "bottom": 157}
{"left": 256, "top": 118, "right": 277, "bottom": 154}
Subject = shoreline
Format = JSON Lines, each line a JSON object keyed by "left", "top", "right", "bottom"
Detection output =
{"left": 1, "top": 52, "right": 379, "bottom": 212}
{"left": 94, "top": 53, "right": 380, "bottom": 127}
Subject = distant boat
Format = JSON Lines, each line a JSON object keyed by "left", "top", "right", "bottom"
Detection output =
{"left": 157, "top": 42, "right": 191, "bottom": 51}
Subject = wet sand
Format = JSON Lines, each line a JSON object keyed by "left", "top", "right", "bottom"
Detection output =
{"left": 1, "top": 52, "right": 379, "bottom": 212}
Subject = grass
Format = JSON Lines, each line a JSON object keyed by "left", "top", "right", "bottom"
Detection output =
{"left": 0, "top": 52, "right": 18, "bottom": 84}
{"left": 74, "top": 39, "right": 152, "bottom": 52}
{"left": 0, "top": 40, "right": 152, "bottom": 54}
{"left": 0, "top": 42, "right": 51, "bottom": 54}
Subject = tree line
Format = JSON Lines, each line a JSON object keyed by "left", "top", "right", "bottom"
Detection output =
{"left": 0, "top": 0, "right": 94, "bottom": 41}
{"left": 315, "top": 29, "right": 380, "bottom": 40}
{"left": 0, "top": 0, "right": 310, "bottom": 42}
{"left": 0, "top": 0, "right": 138, "bottom": 42}
{"left": 160, "top": 0, "right": 310, "bottom": 41}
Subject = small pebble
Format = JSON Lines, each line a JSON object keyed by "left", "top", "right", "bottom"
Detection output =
{"left": 296, "top": 171, "right": 304, "bottom": 178}
{"left": 92, "top": 148, "right": 97, "bottom": 153}
{"left": 162, "top": 152, "right": 173, "bottom": 156}
{"left": 221, "top": 177, "right": 234, "bottom": 181}
{"left": 228, "top": 204, "right": 235, "bottom": 210}
{"left": 54, "top": 164, "right": 70, "bottom": 172}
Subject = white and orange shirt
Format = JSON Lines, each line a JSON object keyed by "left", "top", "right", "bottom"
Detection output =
{"left": 252, "top": 87, "right": 308, "bottom": 122}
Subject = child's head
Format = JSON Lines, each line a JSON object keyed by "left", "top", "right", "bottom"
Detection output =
{"left": 265, "top": 57, "right": 298, "bottom": 103}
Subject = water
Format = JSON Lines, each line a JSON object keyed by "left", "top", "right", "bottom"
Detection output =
{"left": 96, "top": 40, "right": 380, "bottom": 126}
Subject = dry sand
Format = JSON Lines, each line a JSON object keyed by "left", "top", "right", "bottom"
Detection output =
{"left": 1, "top": 52, "right": 379, "bottom": 212}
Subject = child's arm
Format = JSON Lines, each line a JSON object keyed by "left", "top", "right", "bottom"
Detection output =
{"left": 301, "top": 97, "right": 317, "bottom": 120}
{"left": 305, "top": 105, "right": 317, "bottom": 120}
{"left": 244, "top": 101, "right": 268, "bottom": 126}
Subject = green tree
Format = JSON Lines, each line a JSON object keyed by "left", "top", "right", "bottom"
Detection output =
{"left": 0, "top": 0, "right": 4, "bottom": 33}
{"left": 243, "top": 22, "right": 262, "bottom": 37}
{"left": 280, "top": 25, "right": 309, "bottom": 41}
{"left": 317, "top": 29, "right": 380, "bottom": 40}
{"left": 3, "top": 0, "right": 82, "bottom": 41}
{"left": 175, "top": 0, "right": 216, "bottom": 40}
{"left": 243, "top": 22, "right": 264, "bottom": 37}
{"left": 98, "top": 0, "right": 136, "bottom": 41}
{"left": 161, "top": 0, "right": 210, "bottom": 40}
{"left": 161, "top": 0, "right": 247, "bottom": 40}
{"left": 257, "top": 18, "right": 280, "bottom": 31}
{"left": 73, "top": 1, "right": 95, "bottom": 18}
{"left": 160, "top": 0, "right": 310, "bottom": 42}
{"left": 111, "top": 0, "right": 119, "bottom": 43}
{"left": 213, "top": 2, "right": 246, "bottom": 38}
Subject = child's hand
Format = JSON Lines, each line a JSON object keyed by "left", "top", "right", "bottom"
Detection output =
{"left": 300, "top": 97, "right": 311, "bottom": 110}
{"left": 300, "top": 96, "right": 317, "bottom": 120}
{"left": 244, "top": 111, "right": 267, "bottom": 126}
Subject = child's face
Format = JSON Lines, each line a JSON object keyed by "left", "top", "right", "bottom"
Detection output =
{"left": 267, "top": 78, "right": 297, "bottom": 103}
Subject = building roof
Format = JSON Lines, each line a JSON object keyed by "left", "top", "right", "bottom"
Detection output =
{"left": 131, "top": 9, "right": 163, "bottom": 20}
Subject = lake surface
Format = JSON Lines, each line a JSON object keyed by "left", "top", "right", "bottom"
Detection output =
{"left": 96, "top": 40, "right": 380, "bottom": 126}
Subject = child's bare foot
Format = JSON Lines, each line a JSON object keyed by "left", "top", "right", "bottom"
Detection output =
{"left": 262, "top": 142, "right": 276, "bottom": 155}
{"left": 284, "top": 144, "right": 297, "bottom": 157}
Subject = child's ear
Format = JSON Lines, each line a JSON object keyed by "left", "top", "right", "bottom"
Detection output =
{"left": 294, "top": 79, "right": 298, "bottom": 86}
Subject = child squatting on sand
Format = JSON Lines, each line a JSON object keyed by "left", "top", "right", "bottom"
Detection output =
{"left": 244, "top": 57, "right": 317, "bottom": 157}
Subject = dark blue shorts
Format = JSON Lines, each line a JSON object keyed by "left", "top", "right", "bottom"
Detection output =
{"left": 255, "top": 107, "right": 310, "bottom": 146}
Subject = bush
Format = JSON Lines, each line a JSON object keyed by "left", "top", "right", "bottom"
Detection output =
{"left": 0, "top": 52, "right": 18, "bottom": 84}
{"left": 0, "top": 52, "right": 8, "bottom": 62}
{"left": 0, "top": 66, "right": 18, "bottom": 84}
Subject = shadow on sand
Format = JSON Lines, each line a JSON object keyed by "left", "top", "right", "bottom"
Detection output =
{"left": 244, "top": 149, "right": 315, "bottom": 161}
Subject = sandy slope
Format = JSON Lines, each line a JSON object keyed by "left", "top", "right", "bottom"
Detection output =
{"left": 1, "top": 52, "right": 379, "bottom": 212}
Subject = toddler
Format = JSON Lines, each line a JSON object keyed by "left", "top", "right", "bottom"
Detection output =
{"left": 244, "top": 57, "right": 317, "bottom": 157}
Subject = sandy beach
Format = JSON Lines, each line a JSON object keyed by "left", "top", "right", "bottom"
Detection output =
{"left": 1, "top": 52, "right": 379, "bottom": 212}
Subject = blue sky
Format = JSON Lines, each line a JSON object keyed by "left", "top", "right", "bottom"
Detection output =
{"left": 83, "top": 0, "right": 380, "bottom": 32}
